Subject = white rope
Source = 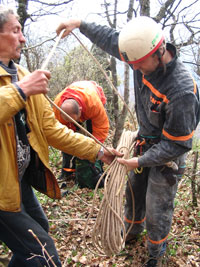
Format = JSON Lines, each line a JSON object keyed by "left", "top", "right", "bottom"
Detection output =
{"left": 83, "top": 130, "right": 137, "bottom": 256}
{"left": 41, "top": 30, "right": 65, "bottom": 70}
{"left": 71, "top": 32, "right": 135, "bottom": 123}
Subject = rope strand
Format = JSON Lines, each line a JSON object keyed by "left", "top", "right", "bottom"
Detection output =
{"left": 84, "top": 130, "right": 137, "bottom": 256}
{"left": 71, "top": 32, "right": 135, "bottom": 123}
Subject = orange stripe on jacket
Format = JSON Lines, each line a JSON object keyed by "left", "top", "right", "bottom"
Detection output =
{"left": 148, "top": 234, "right": 169, "bottom": 244}
{"left": 142, "top": 76, "right": 169, "bottom": 104}
{"left": 63, "top": 168, "right": 75, "bottom": 172}
{"left": 124, "top": 216, "right": 146, "bottom": 224}
{"left": 193, "top": 78, "right": 197, "bottom": 94}
{"left": 162, "top": 129, "right": 194, "bottom": 141}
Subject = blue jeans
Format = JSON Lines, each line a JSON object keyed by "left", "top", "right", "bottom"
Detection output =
{"left": 0, "top": 176, "right": 61, "bottom": 267}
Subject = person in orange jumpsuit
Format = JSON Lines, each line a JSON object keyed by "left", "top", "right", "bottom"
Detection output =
{"left": 53, "top": 80, "right": 110, "bottom": 188}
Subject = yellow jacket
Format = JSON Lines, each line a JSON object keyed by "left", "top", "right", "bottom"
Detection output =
{"left": 0, "top": 64, "right": 100, "bottom": 212}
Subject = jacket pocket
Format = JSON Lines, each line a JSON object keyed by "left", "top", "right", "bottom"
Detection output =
{"left": 149, "top": 109, "right": 163, "bottom": 128}
{"left": 158, "top": 164, "right": 185, "bottom": 186}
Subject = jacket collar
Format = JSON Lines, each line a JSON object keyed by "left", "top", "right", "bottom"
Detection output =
{"left": 0, "top": 60, "right": 17, "bottom": 76}
{"left": 144, "top": 43, "right": 177, "bottom": 80}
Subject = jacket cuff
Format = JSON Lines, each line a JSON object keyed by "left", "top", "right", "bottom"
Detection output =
{"left": 138, "top": 156, "right": 147, "bottom": 168}
{"left": 80, "top": 21, "right": 89, "bottom": 34}
{"left": 14, "top": 83, "right": 27, "bottom": 101}
{"left": 97, "top": 146, "right": 104, "bottom": 160}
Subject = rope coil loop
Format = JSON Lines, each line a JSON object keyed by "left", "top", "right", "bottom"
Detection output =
{"left": 84, "top": 130, "right": 137, "bottom": 256}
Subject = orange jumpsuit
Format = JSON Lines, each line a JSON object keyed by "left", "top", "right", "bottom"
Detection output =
{"left": 54, "top": 80, "right": 109, "bottom": 143}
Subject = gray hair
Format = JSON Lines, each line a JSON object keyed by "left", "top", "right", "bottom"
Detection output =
{"left": 0, "top": 5, "right": 19, "bottom": 31}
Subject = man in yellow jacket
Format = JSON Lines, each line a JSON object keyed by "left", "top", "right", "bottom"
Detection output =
{"left": 0, "top": 6, "right": 120, "bottom": 267}
{"left": 53, "top": 80, "right": 109, "bottom": 188}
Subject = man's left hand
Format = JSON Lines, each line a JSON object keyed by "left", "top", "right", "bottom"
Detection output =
{"left": 117, "top": 157, "right": 139, "bottom": 171}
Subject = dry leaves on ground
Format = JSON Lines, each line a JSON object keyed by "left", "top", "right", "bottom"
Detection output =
{"left": 0, "top": 154, "right": 199, "bottom": 267}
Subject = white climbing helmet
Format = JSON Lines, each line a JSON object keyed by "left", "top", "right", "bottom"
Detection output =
{"left": 118, "top": 16, "right": 164, "bottom": 64}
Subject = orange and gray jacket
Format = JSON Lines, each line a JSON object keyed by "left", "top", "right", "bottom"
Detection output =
{"left": 0, "top": 65, "right": 100, "bottom": 212}
{"left": 53, "top": 81, "right": 109, "bottom": 143}
{"left": 79, "top": 22, "right": 200, "bottom": 166}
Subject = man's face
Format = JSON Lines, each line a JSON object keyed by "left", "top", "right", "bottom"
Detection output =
{"left": 132, "top": 54, "right": 159, "bottom": 75}
{"left": 0, "top": 14, "right": 25, "bottom": 65}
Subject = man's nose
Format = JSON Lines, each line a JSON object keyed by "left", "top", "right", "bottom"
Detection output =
{"left": 19, "top": 32, "right": 26, "bottom": 43}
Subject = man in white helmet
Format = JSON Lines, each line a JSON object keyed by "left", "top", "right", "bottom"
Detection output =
{"left": 56, "top": 16, "right": 200, "bottom": 266}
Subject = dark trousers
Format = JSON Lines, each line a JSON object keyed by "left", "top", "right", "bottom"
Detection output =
{"left": 124, "top": 154, "right": 186, "bottom": 258}
{"left": 0, "top": 176, "right": 61, "bottom": 267}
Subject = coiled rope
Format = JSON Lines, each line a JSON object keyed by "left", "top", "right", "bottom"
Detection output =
{"left": 84, "top": 130, "right": 137, "bottom": 256}
{"left": 69, "top": 32, "right": 137, "bottom": 257}
{"left": 40, "top": 30, "right": 136, "bottom": 257}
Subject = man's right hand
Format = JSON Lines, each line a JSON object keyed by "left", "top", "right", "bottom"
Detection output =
{"left": 56, "top": 19, "right": 81, "bottom": 38}
{"left": 16, "top": 69, "right": 51, "bottom": 97}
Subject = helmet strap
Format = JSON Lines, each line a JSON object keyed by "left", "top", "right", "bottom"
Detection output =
{"left": 155, "top": 45, "right": 166, "bottom": 74}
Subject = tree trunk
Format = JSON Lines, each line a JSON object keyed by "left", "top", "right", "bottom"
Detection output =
{"left": 139, "top": 0, "right": 150, "bottom": 16}
{"left": 110, "top": 56, "right": 119, "bottom": 147}
{"left": 17, "top": 0, "right": 29, "bottom": 31}
{"left": 112, "top": 0, "right": 135, "bottom": 146}
{"left": 113, "top": 63, "right": 130, "bottom": 146}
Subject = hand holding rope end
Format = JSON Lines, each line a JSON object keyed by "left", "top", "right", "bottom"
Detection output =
{"left": 99, "top": 146, "right": 123, "bottom": 165}
{"left": 56, "top": 19, "right": 81, "bottom": 38}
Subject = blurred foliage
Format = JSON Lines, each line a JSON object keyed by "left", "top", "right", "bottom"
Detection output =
{"left": 192, "top": 136, "right": 200, "bottom": 152}
{"left": 47, "top": 44, "right": 117, "bottom": 123}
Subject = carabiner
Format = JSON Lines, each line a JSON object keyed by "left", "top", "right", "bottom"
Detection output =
{"left": 134, "top": 167, "right": 143, "bottom": 174}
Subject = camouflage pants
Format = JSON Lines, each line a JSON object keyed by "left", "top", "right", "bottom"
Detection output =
{"left": 124, "top": 154, "right": 186, "bottom": 257}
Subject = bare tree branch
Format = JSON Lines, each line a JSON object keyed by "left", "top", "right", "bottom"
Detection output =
{"left": 29, "top": 0, "right": 73, "bottom": 7}
{"left": 154, "top": 0, "right": 178, "bottom": 23}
